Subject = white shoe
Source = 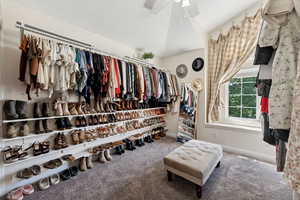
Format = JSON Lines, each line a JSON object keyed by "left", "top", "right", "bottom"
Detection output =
{"left": 99, "top": 151, "right": 106, "bottom": 163}
{"left": 86, "top": 156, "right": 94, "bottom": 169}
{"left": 104, "top": 149, "right": 112, "bottom": 161}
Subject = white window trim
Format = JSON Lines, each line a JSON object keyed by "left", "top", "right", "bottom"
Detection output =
{"left": 220, "top": 67, "right": 261, "bottom": 128}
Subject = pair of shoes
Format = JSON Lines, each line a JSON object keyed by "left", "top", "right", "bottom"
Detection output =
{"left": 4, "top": 100, "right": 28, "bottom": 120}
{"left": 60, "top": 166, "right": 79, "bottom": 181}
{"left": 6, "top": 122, "right": 30, "bottom": 138}
{"left": 2, "top": 145, "right": 30, "bottom": 163}
{"left": 144, "top": 135, "right": 154, "bottom": 143}
{"left": 6, "top": 184, "right": 34, "bottom": 200}
{"left": 135, "top": 139, "right": 145, "bottom": 147}
{"left": 115, "top": 145, "right": 125, "bottom": 155}
{"left": 17, "top": 165, "right": 41, "bottom": 179}
{"left": 71, "top": 130, "right": 86, "bottom": 144}
{"left": 79, "top": 156, "right": 93, "bottom": 171}
{"left": 38, "top": 174, "right": 60, "bottom": 190}
{"left": 54, "top": 133, "right": 68, "bottom": 150}
{"left": 43, "top": 159, "right": 63, "bottom": 169}
{"left": 123, "top": 139, "right": 136, "bottom": 151}
{"left": 98, "top": 149, "right": 112, "bottom": 163}
{"left": 54, "top": 100, "right": 70, "bottom": 116}
{"left": 33, "top": 102, "right": 51, "bottom": 134}
{"left": 55, "top": 118, "right": 72, "bottom": 130}
{"left": 33, "top": 141, "right": 50, "bottom": 156}
{"left": 75, "top": 117, "right": 87, "bottom": 127}
{"left": 87, "top": 116, "right": 99, "bottom": 126}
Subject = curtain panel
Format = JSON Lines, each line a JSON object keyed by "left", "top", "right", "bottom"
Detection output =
{"left": 207, "top": 10, "right": 262, "bottom": 122}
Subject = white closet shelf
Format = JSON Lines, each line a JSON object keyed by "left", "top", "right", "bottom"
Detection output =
{"left": 178, "top": 130, "right": 193, "bottom": 138}
{"left": 2, "top": 107, "right": 166, "bottom": 123}
{"left": 3, "top": 122, "right": 166, "bottom": 174}
{"left": 1, "top": 114, "right": 166, "bottom": 143}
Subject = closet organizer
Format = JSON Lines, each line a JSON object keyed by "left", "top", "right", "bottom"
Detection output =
{"left": 0, "top": 22, "right": 180, "bottom": 197}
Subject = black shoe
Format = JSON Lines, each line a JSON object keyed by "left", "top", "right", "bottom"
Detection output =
{"left": 120, "top": 145, "right": 125, "bottom": 153}
{"left": 60, "top": 169, "right": 71, "bottom": 181}
{"left": 80, "top": 117, "right": 87, "bottom": 127}
{"left": 4, "top": 100, "right": 19, "bottom": 120}
{"left": 116, "top": 146, "right": 123, "bottom": 155}
{"left": 56, "top": 118, "right": 66, "bottom": 130}
{"left": 34, "top": 120, "right": 43, "bottom": 134}
{"left": 33, "top": 102, "right": 41, "bottom": 118}
{"left": 70, "top": 166, "right": 79, "bottom": 176}
{"left": 41, "top": 102, "right": 50, "bottom": 117}
{"left": 16, "top": 101, "right": 27, "bottom": 119}
{"left": 42, "top": 119, "right": 52, "bottom": 133}
{"left": 64, "top": 118, "right": 72, "bottom": 129}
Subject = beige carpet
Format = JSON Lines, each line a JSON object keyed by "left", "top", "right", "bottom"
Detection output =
{"left": 24, "top": 137, "right": 291, "bottom": 200}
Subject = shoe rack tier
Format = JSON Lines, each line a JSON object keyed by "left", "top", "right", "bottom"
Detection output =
{"left": 2, "top": 107, "right": 166, "bottom": 124}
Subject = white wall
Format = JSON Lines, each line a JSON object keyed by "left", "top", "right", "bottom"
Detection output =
{"left": 161, "top": 49, "right": 276, "bottom": 164}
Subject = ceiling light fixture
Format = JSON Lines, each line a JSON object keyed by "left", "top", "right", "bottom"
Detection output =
{"left": 181, "top": 0, "right": 190, "bottom": 7}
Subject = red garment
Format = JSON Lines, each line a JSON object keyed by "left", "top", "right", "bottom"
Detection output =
{"left": 261, "top": 97, "right": 269, "bottom": 113}
{"left": 113, "top": 59, "right": 121, "bottom": 97}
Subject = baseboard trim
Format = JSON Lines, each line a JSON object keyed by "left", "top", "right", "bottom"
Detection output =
{"left": 222, "top": 145, "right": 275, "bottom": 164}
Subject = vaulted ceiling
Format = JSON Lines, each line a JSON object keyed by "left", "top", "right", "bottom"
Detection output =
{"left": 16, "top": 0, "right": 259, "bottom": 57}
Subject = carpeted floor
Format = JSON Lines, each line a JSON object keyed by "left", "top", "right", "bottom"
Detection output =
{"left": 25, "top": 137, "right": 291, "bottom": 200}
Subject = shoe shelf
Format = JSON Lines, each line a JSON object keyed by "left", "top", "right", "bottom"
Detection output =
{"left": 5, "top": 151, "right": 89, "bottom": 195}
{"left": 178, "top": 130, "right": 193, "bottom": 138}
{"left": 2, "top": 122, "right": 166, "bottom": 174}
{"left": 1, "top": 114, "right": 167, "bottom": 146}
{"left": 2, "top": 107, "right": 166, "bottom": 124}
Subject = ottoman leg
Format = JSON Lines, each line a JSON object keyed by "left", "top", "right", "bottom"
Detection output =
{"left": 167, "top": 170, "right": 173, "bottom": 181}
{"left": 196, "top": 185, "right": 202, "bottom": 199}
{"left": 216, "top": 161, "right": 221, "bottom": 168}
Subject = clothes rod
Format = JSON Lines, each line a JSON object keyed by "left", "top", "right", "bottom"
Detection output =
{"left": 16, "top": 21, "right": 158, "bottom": 68}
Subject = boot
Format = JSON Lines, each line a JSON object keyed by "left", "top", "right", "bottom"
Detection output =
{"left": 77, "top": 104, "right": 84, "bottom": 115}
{"left": 6, "top": 123, "right": 18, "bottom": 138}
{"left": 41, "top": 102, "right": 50, "bottom": 117}
{"left": 63, "top": 118, "right": 72, "bottom": 129}
{"left": 99, "top": 151, "right": 106, "bottom": 163}
{"left": 55, "top": 118, "right": 66, "bottom": 130}
{"left": 55, "top": 101, "right": 63, "bottom": 116}
{"left": 86, "top": 156, "right": 93, "bottom": 169}
{"left": 33, "top": 103, "right": 41, "bottom": 118}
{"left": 15, "top": 101, "right": 27, "bottom": 119}
{"left": 4, "top": 100, "right": 19, "bottom": 120}
{"left": 104, "top": 149, "right": 112, "bottom": 161}
{"left": 95, "top": 101, "right": 101, "bottom": 113}
{"left": 34, "top": 120, "right": 42, "bottom": 134}
{"left": 62, "top": 103, "right": 70, "bottom": 116}
{"left": 20, "top": 122, "right": 30, "bottom": 136}
{"left": 99, "top": 102, "right": 105, "bottom": 112}
{"left": 79, "top": 157, "right": 87, "bottom": 171}
{"left": 42, "top": 120, "right": 51, "bottom": 133}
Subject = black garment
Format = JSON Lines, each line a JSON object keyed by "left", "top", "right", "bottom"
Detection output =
{"left": 253, "top": 45, "right": 274, "bottom": 65}
{"left": 274, "top": 129, "right": 290, "bottom": 143}
{"left": 261, "top": 113, "right": 276, "bottom": 146}
{"left": 255, "top": 79, "right": 272, "bottom": 97}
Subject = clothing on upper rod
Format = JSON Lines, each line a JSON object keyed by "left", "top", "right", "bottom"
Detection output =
{"left": 18, "top": 33, "right": 180, "bottom": 109}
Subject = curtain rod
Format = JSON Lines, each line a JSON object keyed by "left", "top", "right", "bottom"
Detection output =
{"left": 15, "top": 21, "right": 158, "bottom": 68}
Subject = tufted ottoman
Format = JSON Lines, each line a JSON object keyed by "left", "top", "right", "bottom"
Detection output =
{"left": 164, "top": 140, "right": 223, "bottom": 198}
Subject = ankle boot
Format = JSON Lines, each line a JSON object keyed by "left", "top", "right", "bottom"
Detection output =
{"left": 99, "top": 151, "right": 106, "bottom": 163}
{"left": 116, "top": 146, "right": 122, "bottom": 155}
{"left": 63, "top": 118, "right": 72, "bottom": 129}
{"left": 20, "top": 122, "right": 30, "bottom": 136}
{"left": 62, "top": 103, "right": 70, "bottom": 116}
{"left": 15, "top": 101, "right": 27, "bottom": 119}
{"left": 55, "top": 118, "right": 66, "bottom": 130}
{"left": 6, "top": 123, "right": 18, "bottom": 138}
{"left": 42, "top": 120, "right": 51, "bottom": 133}
{"left": 4, "top": 100, "right": 19, "bottom": 120}
{"left": 104, "top": 149, "right": 112, "bottom": 161}
{"left": 79, "top": 157, "right": 87, "bottom": 171}
{"left": 86, "top": 156, "right": 93, "bottom": 169}
{"left": 34, "top": 120, "right": 42, "bottom": 134}
{"left": 33, "top": 103, "right": 41, "bottom": 118}
{"left": 41, "top": 102, "right": 50, "bottom": 117}
{"left": 55, "top": 102, "right": 63, "bottom": 116}
{"left": 77, "top": 104, "right": 84, "bottom": 115}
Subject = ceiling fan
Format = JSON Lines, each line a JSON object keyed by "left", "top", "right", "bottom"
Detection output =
{"left": 144, "top": 0, "right": 199, "bottom": 17}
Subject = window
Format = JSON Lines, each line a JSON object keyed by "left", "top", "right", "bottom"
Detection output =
{"left": 228, "top": 77, "right": 257, "bottom": 119}
{"left": 221, "top": 67, "right": 260, "bottom": 127}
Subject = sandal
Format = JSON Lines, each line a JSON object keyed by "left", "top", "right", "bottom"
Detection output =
{"left": 17, "top": 168, "right": 33, "bottom": 179}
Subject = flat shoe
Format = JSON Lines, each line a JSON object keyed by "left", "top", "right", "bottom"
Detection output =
{"left": 70, "top": 166, "right": 79, "bottom": 176}
{"left": 50, "top": 174, "right": 60, "bottom": 185}
{"left": 60, "top": 169, "right": 71, "bottom": 181}
{"left": 38, "top": 178, "right": 50, "bottom": 190}
{"left": 21, "top": 184, "right": 34, "bottom": 195}
{"left": 6, "top": 188, "right": 23, "bottom": 200}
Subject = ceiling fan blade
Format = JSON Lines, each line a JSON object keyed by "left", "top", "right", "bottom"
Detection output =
{"left": 144, "top": 0, "right": 158, "bottom": 10}
{"left": 144, "top": 0, "right": 172, "bottom": 14}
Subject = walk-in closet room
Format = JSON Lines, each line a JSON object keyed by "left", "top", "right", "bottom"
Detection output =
{"left": 0, "top": 0, "right": 299, "bottom": 199}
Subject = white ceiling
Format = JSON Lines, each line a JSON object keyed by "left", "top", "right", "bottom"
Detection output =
{"left": 16, "top": 0, "right": 259, "bottom": 58}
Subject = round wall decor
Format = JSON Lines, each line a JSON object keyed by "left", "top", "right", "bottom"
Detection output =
{"left": 176, "top": 64, "right": 188, "bottom": 78}
{"left": 192, "top": 57, "right": 204, "bottom": 72}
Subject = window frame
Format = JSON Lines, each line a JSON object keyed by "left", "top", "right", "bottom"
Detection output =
{"left": 222, "top": 67, "right": 260, "bottom": 128}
